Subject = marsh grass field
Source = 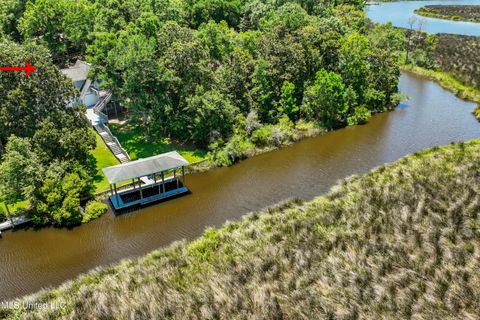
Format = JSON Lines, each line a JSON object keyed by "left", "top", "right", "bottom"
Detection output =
{"left": 3, "top": 139, "right": 479, "bottom": 319}
{"left": 415, "top": 5, "right": 480, "bottom": 23}
{"left": 433, "top": 34, "right": 480, "bottom": 90}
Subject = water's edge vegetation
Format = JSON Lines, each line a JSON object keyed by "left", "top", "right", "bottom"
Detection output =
{"left": 4, "top": 139, "right": 480, "bottom": 319}
{"left": 414, "top": 5, "right": 480, "bottom": 23}
{"left": 401, "top": 65, "right": 480, "bottom": 121}
{"left": 0, "top": 0, "right": 403, "bottom": 226}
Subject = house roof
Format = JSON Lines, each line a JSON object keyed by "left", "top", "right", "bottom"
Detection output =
{"left": 60, "top": 60, "right": 91, "bottom": 82}
{"left": 102, "top": 151, "right": 189, "bottom": 184}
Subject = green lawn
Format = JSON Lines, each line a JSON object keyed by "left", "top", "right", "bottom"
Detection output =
{"left": 90, "top": 131, "right": 121, "bottom": 193}
{"left": 0, "top": 133, "right": 119, "bottom": 220}
{"left": 109, "top": 123, "right": 208, "bottom": 163}
{"left": 0, "top": 199, "right": 29, "bottom": 221}
{"left": 1, "top": 126, "right": 198, "bottom": 216}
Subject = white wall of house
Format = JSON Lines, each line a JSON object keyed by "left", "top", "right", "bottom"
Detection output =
{"left": 83, "top": 91, "right": 100, "bottom": 107}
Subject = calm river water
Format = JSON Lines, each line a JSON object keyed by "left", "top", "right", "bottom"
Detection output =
{"left": 366, "top": 0, "right": 480, "bottom": 35}
{"left": 1, "top": 71, "right": 479, "bottom": 301}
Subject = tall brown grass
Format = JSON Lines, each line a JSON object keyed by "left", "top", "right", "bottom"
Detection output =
{"left": 2, "top": 139, "right": 480, "bottom": 319}
{"left": 434, "top": 34, "right": 480, "bottom": 90}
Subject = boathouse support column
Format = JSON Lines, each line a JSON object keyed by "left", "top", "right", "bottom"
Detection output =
{"left": 175, "top": 169, "right": 179, "bottom": 189}
{"left": 138, "top": 178, "right": 143, "bottom": 199}
{"left": 182, "top": 166, "right": 185, "bottom": 186}
{"left": 161, "top": 172, "right": 165, "bottom": 193}
{"left": 114, "top": 184, "right": 120, "bottom": 206}
{"left": 158, "top": 172, "right": 162, "bottom": 194}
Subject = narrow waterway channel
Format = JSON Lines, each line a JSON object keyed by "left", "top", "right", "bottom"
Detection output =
{"left": 366, "top": 0, "right": 480, "bottom": 36}
{"left": 0, "top": 71, "right": 479, "bottom": 301}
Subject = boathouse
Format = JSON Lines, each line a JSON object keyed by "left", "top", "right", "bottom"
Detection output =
{"left": 103, "top": 151, "right": 189, "bottom": 211}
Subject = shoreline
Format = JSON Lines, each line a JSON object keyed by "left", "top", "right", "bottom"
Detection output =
{"left": 5, "top": 138, "right": 479, "bottom": 317}
{"left": 401, "top": 64, "right": 480, "bottom": 120}
{"left": 414, "top": 6, "right": 480, "bottom": 24}
{"left": 3, "top": 65, "right": 478, "bottom": 228}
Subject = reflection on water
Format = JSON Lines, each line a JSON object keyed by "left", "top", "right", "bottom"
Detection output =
{"left": 366, "top": 0, "right": 480, "bottom": 36}
{"left": 0, "top": 71, "right": 479, "bottom": 301}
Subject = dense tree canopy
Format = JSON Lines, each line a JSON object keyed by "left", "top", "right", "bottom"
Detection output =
{"left": 0, "top": 41, "right": 95, "bottom": 225}
{"left": 0, "top": 0, "right": 404, "bottom": 223}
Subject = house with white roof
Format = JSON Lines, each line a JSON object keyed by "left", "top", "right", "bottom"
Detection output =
{"left": 60, "top": 60, "right": 112, "bottom": 126}
{"left": 60, "top": 60, "right": 129, "bottom": 163}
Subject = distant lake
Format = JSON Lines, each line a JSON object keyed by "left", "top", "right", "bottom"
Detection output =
{"left": 366, "top": 0, "right": 480, "bottom": 35}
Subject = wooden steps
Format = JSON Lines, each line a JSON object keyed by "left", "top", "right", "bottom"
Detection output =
{"left": 94, "top": 124, "right": 130, "bottom": 164}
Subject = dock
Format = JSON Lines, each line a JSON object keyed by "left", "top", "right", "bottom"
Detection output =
{"left": 0, "top": 215, "right": 32, "bottom": 232}
{"left": 102, "top": 151, "right": 190, "bottom": 212}
{"left": 109, "top": 178, "right": 188, "bottom": 210}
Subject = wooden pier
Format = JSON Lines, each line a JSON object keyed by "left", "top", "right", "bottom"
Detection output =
{"left": 0, "top": 215, "right": 32, "bottom": 232}
{"left": 103, "top": 151, "right": 189, "bottom": 212}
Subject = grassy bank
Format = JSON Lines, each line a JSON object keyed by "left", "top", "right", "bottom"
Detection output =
{"left": 0, "top": 200, "right": 29, "bottom": 223}
{"left": 90, "top": 132, "right": 121, "bottom": 193}
{"left": 401, "top": 64, "right": 480, "bottom": 120}
{"left": 415, "top": 5, "right": 480, "bottom": 23}
{"left": 110, "top": 120, "right": 323, "bottom": 171}
{"left": 109, "top": 123, "right": 208, "bottom": 163}
{"left": 5, "top": 139, "right": 480, "bottom": 319}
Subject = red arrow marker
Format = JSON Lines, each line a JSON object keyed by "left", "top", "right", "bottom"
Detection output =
{"left": 0, "top": 61, "right": 36, "bottom": 77}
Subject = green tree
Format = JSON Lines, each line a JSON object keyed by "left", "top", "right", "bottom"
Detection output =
{"left": 335, "top": 4, "right": 367, "bottom": 33}
{"left": 302, "top": 69, "right": 346, "bottom": 128}
{"left": 183, "top": 0, "right": 242, "bottom": 28}
{"left": 252, "top": 59, "right": 275, "bottom": 122}
{"left": 0, "top": 41, "right": 83, "bottom": 152}
{"left": 366, "top": 23, "right": 403, "bottom": 111}
{"left": 186, "top": 87, "right": 238, "bottom": 146}
{"left": 0, "top": 136, "right": 41, "bottom": 206}
{"left": 0, "top": 41, "right": 96, "bottom": 225}
{"left": 32, "top": 115, "right": 96, "bottom": 165}
{"left": 259, "top": 3, "right": 311, "bottom": 32}
{"left": 34, "top": 163, "right": 86, "bottom": 226}
{"left": 277, "top": 81, "right": 298, "bottom": 121}
{"left": 218, "top": 49, "right": 255, "bottom": 114}
{"left": 338, "top": 32, "right": 370, "bottom": 105}
{"left": 0, "top": 0, "right": 26, "bottom": 40}
{"left": 18, "top": 0, "right": 94, "bottom": 61}
{"left": 197, "top": 20, "right": 236, "bottom": 61}
{"left": 106, "top": 32, "right": 158, "bottom": 135}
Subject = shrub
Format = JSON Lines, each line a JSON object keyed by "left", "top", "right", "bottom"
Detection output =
{"left": 347, "top": 105, "right": 372, "bottom": 125}
{"left": 474, "top": 105, "right": 480, "bottom": 121}
{"left": 82, "top": 201, "right": 108, "bottom": 223}
{"left": 212, "top": 133, "right": 255, "bottom": 166}
{"left": 251, "top": 115, "right": 295, "bottom": 147}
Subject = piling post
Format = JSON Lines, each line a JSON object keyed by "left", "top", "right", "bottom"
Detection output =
{"left": 138, "top": 178, "right": 144, "bottom": 199}
{"left": 182, "top": 166, "right": 185, "bottom": 186}
{"left": 4, "top": 203, "right": 14, "bottom": 226}
{"left": 114, "top": 184, "right": 120, "bottom": 207}
{"left": 162, "top": 172, "right": 165, "bottom": 193}
{"left": 175, "top": 169, "right": 179, "bottom": 189}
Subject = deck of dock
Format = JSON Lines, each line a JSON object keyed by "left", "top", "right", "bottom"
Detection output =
{"left": 109, "top": 179, "right": 188, "bottom": 211}
{"left": 0, "top": 215, "right": 32, "bottom": 232}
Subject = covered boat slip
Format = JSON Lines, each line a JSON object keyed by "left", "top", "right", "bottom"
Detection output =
{"left": 103, "top": 151, "right": 189, "bottom": 211}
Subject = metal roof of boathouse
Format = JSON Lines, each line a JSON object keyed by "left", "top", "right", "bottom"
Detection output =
{"left": 102, "top": 151, "right": 189, "bottom": 184}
